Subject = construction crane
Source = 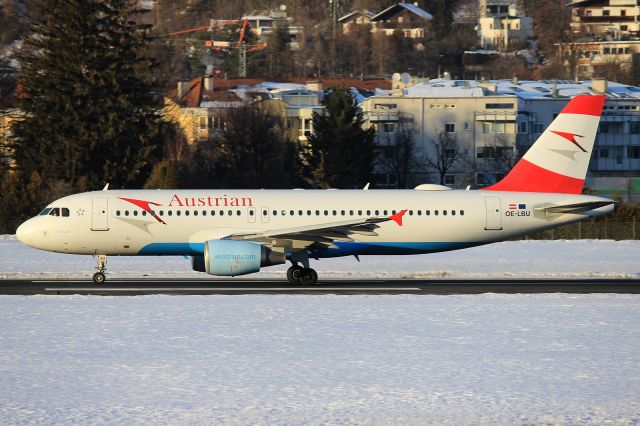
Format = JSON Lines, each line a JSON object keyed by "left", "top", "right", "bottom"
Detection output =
{"left": 160, "top": 19, "right": 267, "bottom": 77}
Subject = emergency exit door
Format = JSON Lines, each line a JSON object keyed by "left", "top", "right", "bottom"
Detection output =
{"left": 91, "top": 197, "right": 109, "bottom": 231}
{"left": 484, "top": 196, "right": 502, "bottom": 230}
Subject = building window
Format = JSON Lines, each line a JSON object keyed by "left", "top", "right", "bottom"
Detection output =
{"left": 603, "top": 10, "right": 610, "bottom": 16}
{"left": 382, "top": 122, "right": 396, "bottom": 133}
{"left": 476, "top": 173, "right": 485, "bottom": 185}
{"left": 534, "top": 123, "right": 544, "bottom": 134}
{"left": 621, "top": 9, "right": 627, "bottom": 16}
{"left": 628, "top": 146, "right": 640, "bottom": 159}
{"left": 199, "top": 116, "right": 208, "bottom": 130}
{"left": 445, "top": 123, "right": 455, "bottom": 133}
{"left": 464, "top": 122, "right": 470, "bottom": 131}
{"left": 486, "top": 103, "right": 514, "bottom": 109}
{"left": 629, "top": 123, "right": 640, "bottom": 134}
{"left": 517, "top": 121, "right": 528, "bottom": 133}
{"left": 444, "top": 175, "right": 455, "bottom": 185}
{"left": 598, "top": 147, "right": 610, "bottom": 158}
{"left": 482, "top": 121, "right": 507, "bottom": 134}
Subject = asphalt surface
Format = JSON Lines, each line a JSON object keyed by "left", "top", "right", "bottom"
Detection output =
{"left": 0, "top": 278, "right": 639, "bottom": 295}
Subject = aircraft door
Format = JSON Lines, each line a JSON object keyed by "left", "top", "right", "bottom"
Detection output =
{"left": 91, "top": 197, "right": 109, "bottom": 231}
{"left": 248, "top": 207, "right": 256, "bottom": 223}
{"left": 261, "top": 207, "right": 269, "bottom": 223}
{"left": 484, "top": 196, "right": 502, "bottom": 230}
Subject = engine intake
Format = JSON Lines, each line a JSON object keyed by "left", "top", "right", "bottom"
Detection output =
{"left": 201, "top": 240, "right": 285, "bottom": 276}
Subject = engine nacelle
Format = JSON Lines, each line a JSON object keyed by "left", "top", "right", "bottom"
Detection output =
{"left": 202, "top": 240, "right": 286, "bottom": 276}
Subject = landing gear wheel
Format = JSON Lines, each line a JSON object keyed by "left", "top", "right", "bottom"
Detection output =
{"left": 298, "top": 268, "right": 318, "bottom": 286}
{"left": 93, "top": 254, "right": 107, "bottom": 284}
{"left": 287, "top": 266, "right": 303, "bottom": 284}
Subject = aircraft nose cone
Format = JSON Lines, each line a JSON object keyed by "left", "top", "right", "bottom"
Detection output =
{"left": 16, "top": 220, "right": 34, "bottom": 246}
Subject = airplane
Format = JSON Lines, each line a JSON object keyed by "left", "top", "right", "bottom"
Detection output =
{"left": 16, "top": 94, "right": 615, "bottom": 285}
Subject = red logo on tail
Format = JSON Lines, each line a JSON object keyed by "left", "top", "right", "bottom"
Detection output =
{"left": 551, "top": 131, "right": 588, "bottom": 153}
{"left": 119, "top": 197, "right": 166, "bottom": 224}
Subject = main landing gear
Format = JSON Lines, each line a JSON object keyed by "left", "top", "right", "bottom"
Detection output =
{"left": 93, "top": 254, "right": 107, "bottom": 284}
{"left": 287, "top": 265, "right": 318, "bottom": 285}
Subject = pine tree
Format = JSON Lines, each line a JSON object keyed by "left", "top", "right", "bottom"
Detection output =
{"left": 305, "top": 88, "right": 375, "bottom": 189}
{"left": 12, "top": 0, "right": 165, "bottom": 190}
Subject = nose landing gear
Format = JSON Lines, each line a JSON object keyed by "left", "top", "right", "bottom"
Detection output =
{"left": 93, "top": 255, "right": 107, "bottom": 283}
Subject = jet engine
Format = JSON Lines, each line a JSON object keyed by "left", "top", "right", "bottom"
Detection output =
{"left": 194, "top": 240, "right": 285, "bottom": 276}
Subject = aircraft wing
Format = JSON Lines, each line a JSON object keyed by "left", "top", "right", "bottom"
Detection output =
{"left": 225, "top": 216, "right": 394, "bottom": 250}
{"left": 534, "top": 200, "right": 616, "bottom": 215}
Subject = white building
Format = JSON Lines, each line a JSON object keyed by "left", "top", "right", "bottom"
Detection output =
{"left": 477, "top": 0, "right": 533, "bottom": 50}
{"left": 361, "top": 78, "right": 640, "bottom": 201}
{"left": 569, "top": 0, "right": 640, "bottom": 39}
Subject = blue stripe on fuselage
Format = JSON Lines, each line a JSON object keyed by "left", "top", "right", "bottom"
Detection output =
{"left": 138, "top": 241, "right": 481, "bottom": 256}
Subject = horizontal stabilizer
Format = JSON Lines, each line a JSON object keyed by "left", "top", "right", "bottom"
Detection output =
{"left": 534, "top": 200, "right": 616, "bottom": 215}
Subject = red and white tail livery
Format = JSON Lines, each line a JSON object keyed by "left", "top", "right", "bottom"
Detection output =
{"left": 484, "top": 94, "right": 605, "bottom": 194}
{"left": 16, "top": 94, "right": 614, "bottom": 285}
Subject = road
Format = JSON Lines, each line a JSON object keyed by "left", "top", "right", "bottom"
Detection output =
{"left": 0, "top": 278, "right": 639, "bottom": 295}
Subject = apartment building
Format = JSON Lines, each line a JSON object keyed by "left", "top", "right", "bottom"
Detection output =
{"left": 569, "top": 0, "right": 640, "bottom": 38}
{"left": 476, "top": 0, "right": 533, "bottom": 50}
{"left": 361, "top": 78, "right": 640, "bottom": 201}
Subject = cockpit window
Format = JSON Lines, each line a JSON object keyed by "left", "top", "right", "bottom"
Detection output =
{"left": 39, "top": 208, "right": 52, "bottom": 216}
{"left": 61, "top": 208, "right": 70, "bottom": 217}
{"left": 49, "top": 208, "right": 60, "bottom": 216}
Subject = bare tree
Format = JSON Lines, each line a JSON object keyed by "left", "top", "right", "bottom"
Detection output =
{"left": 486, "top": 134, "right": 516, "bottom": 183}
{"left": 377, "top": 117, "right": 423, "bottom": 188}
{"left": 424, "top": 131, "right": 467, "bottom": 186}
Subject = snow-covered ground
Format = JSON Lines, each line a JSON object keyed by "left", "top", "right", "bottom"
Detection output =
{"left": 1, "top": 294, "right": 640, "bottom": 425}
{"left": 1, "top": 235, "right": 639, "bottom": 279}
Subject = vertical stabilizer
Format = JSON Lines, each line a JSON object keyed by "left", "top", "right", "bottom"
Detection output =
{"left": 483, "top": 94, "right": 605, "bottom": 194}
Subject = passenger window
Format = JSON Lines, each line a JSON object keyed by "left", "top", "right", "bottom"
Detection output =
{"left": 290, "top": 210, "right": 294, "bottom": 216}
{"left": 426, "top": 210, "right": 430, "bottom": 216}
{"left": 273, "top": 210, "right": 277, "bottom": 216}
{"left": 324, "top": 210, "right": 328, "bottom": 216}
{"left": 452, "top": 210, "right": 456, "bottom": 216}
{"left": 460, "top": 210, "right": 465, "bottom": 216}
{"left": 443, "top": 210, "right": 447, "bottom": 216}
{"left": 299, "top": 210, "right": 303, "bottom": 216}
{"left": 417, "top": 210, "right": 422, "bottom": 216}
{"left": 349, "top": 210, "right": 354, "bottom": 216}
{"left": 61, "top": 208, "right": 69, "bottom": 217}
{"left": 133, "top": 211, "right": 138, "bottom": 216}
{"left": 261, "top": 210, "right": 266, "bottom": 216}
{"left": 341, "top": 210, "right": 345, "bottom": 216}
{"left": 358, "top": 210, "right": 363, "bottom": 215}
{"left": 168, "top": 211, "right": 173, "bottom": 216}
{"left": 142, "top": 211, "right": 147, "bottom": 216}
{"left": 332, "top": 210, "right": 336, "bottom": 216}
{"left": 237, "top": 210, "right": 241, "bottom": 216}
{"left": 185, "top": 211, "right": 190, "bottom": 216}
{"left": 193, "top": 211, "right": 198, "bottom": 216}
{"left": 375, "top": 210, "right": 379, "bottom": 215}
{"left": 49, "top": 208, "right": 60, "bottom": 216}
{"left": 176, "top": 211, "right": 181, "bottom": 216}
{"left": 159, "top": 211, "right": 164, "bottom": 216}
{"left": 409, "top": 210, "right": 413, "bottom": 216}
{"left": 228, "top": 210, "right": 232, "bottom": 216}
{"left": 202, "top": 210, "right": 207, "bottom": 216}
{"left": 315, "top": 210, "right": 320, "bottom": 216}
{"left": 116, "top": 210, "right": 121, "bottom": 216}
{"left": 383, "top": 210, "right": 388, "bottom": 216}
{"left": 125, "top": 211, "right": 130, "bottom": 216}
{"left": 247, "top": 210, "right": 252, "bottom": 216}
{"left": 434, "top": 210, "right": 439, "bottom": 216}
{"left": 366, "top": 210, "right": 371, "bottom": 215}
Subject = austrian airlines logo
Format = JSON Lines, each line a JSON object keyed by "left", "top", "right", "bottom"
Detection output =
{"left": 119, "top": 197, "right": 166, "bottom": 225}
{"left": 550, "top": 131, "right": 588, "bottom": 153}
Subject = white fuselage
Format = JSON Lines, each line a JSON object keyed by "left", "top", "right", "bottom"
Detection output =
{"left": 17, "top": 188, "right": 614, "bottom": 259}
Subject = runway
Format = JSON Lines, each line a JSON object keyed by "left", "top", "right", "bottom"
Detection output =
{"left": 1, "top": 278, "right": 639, "bottom": 295}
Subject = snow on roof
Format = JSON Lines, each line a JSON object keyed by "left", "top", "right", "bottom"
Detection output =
{"left": 368, "top": 79, "right": 640, "bottom": 102}
{"left": 338, "top": 10, "right": 375, "bottom": 22}
{"left": 399, "top": 2, "right": 434, "bottom": 20}
{"left": 372, "top": 2, "right": 433, "bottom": 22}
